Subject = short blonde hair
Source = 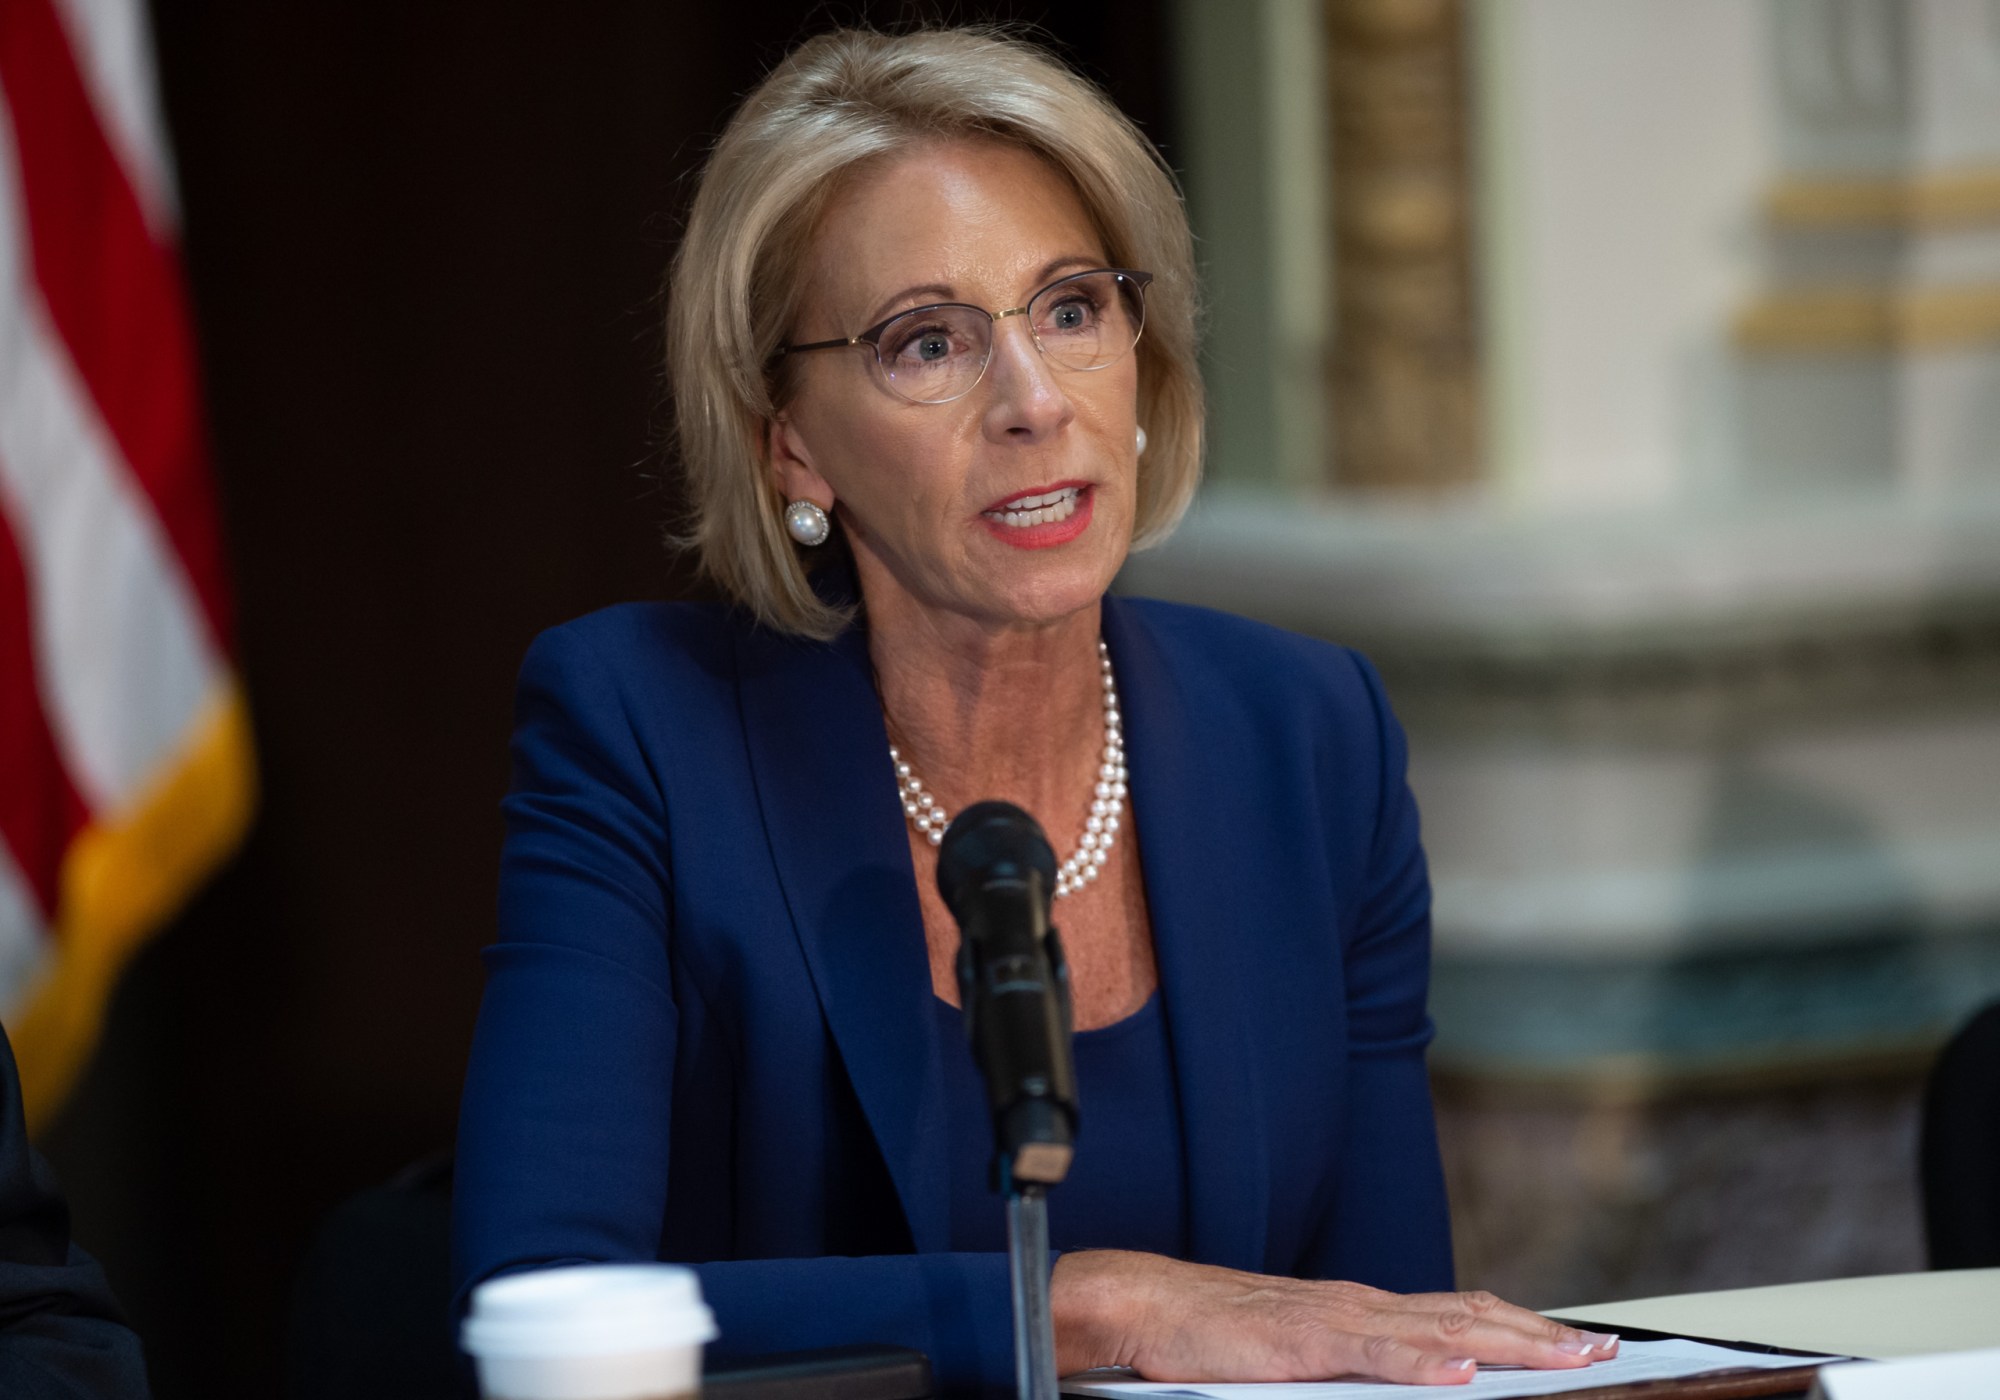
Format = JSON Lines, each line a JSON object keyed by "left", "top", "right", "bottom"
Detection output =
{"left": 666, "top": 26, "right": 1204, "bottom": 639}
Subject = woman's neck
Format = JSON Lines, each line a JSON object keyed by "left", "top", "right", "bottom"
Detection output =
{"left": 864, "top": 595, "right": 1111, "bottom": 829}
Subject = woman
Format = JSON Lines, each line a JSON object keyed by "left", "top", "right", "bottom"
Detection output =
{"left": 453, "top": 26, "right": 1618, "bottom": 1394}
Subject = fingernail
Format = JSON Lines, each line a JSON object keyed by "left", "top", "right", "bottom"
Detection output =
{"left": 1449, "top": 1358, "right": 1476, "bottom": 1371}
{"left": 1555, "top": 1340, "right": 1595, "bottom": 1355}
{"left": 1586, "top": 1332, "right": 1620, "bottom": 1350}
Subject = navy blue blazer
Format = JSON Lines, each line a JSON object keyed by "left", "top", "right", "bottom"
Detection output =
{"left": 453, "top": 591, "right": 1452, "bottom": 1394}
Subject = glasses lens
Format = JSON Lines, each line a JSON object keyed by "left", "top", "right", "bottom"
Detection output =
{"left": 1029, "top": 271, "right": 1146, "bottom": 373}
{"left": 875, "top": 304, "right": 992, "bottom": 404}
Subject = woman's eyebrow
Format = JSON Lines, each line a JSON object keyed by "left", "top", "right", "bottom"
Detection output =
{"left": 863, "top": 282, "right": 959, "bottom": 327}
{"left": 1030, "top": 253, "right": 1103, "bottom": 286}
{"left": 861, "top": 255, "right": 1107, "bottom": 327}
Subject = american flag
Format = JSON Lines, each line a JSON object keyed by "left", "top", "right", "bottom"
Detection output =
{"left": 0, "top": 0, "right": 252, "bottom": 1126}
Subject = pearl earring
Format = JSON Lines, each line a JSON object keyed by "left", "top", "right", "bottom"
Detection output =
{"left": 784, "top": 500, "right": 830, "bottom": 547}
{"left": 1135, "top": 425, "right": 1148, "bottom": 455}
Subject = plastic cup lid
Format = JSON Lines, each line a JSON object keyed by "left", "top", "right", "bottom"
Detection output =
{"left": 461, "top": 1264, "right": 718, "bottom": 1359}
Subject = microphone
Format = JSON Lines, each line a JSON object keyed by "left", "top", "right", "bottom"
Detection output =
{"left": 936, "top": 801, "right": 1078, "bottom": 1190}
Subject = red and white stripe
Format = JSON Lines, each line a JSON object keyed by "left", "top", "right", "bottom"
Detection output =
{"left": 0, "top": 0, "right": 231, "bottom": 1011}
{"left": 49, "top": 0, "right": 179, "bottom": 235}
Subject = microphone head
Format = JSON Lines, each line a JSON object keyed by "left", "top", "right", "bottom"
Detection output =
{"left": 935, "top": 801, "right": 1057, "bottom": 920}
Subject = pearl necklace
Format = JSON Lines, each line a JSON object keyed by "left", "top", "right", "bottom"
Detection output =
{"left": 887, "top": 640, "right": 1127, "bottom": 899}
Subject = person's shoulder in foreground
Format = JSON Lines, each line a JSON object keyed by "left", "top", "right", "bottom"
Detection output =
{"left": 0, "top": 1026, "right": 151, "bottom": 1399}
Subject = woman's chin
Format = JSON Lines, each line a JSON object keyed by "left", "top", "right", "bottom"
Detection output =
{"left": 968, "top": 506, "right": 1130, "bottom": 620}
{"left": 851, "top": 519, "right": 1128, "bottom": 633}
{"left": 965, "top": 560, "right": 1123, "bottom": 632}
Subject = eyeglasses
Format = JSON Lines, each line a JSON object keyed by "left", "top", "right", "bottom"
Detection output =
{"left": 776, "top": 268, "right": 1153, "bottom": 406}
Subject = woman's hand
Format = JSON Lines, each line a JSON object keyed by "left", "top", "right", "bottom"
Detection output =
{"left": 1052, "top": 1251, "right": 1619, "bottom": 1386}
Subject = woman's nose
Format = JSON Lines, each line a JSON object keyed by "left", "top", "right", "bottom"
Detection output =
{"left": 979, "top": 319, "right": 1073, "bottom": 441}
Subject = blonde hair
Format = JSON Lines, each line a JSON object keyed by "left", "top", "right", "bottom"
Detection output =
{"left": 665, "top": 26, "right": 1204, "bottom": 639}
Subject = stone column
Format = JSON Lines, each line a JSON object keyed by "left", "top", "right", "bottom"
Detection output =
{"left": 1324, "top": 0, "right": 1483, "bottom": 491}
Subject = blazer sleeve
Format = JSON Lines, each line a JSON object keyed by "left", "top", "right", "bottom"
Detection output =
{"left": 452, "top": 624, "right": 1018, "bottom": 1394}
{"left": 1293, "top": 650, "right": 1455, "bottom": 1292}
{"left": 0, "top": 1028, "right": 151, "bottom": 1400}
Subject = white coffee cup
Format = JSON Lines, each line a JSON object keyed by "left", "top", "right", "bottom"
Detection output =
{"left": 462, "top": 1263, "right": 718, "bottom": 1400}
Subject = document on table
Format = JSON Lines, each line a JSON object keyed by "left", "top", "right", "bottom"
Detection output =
{"left": 1061, "top": 1337, "right": 1831, "bottom": 1399}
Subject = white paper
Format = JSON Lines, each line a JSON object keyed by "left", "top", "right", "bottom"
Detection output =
{"left": 1061, "top": 1337, "right": 1831, "bottom": 1400}
{"left": 1811, "top": 1347, "right": 2000, "bottom": 1400}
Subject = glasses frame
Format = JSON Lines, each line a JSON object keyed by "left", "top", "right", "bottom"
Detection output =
{"left": 775, "top": 267, "right": 1154, "bottom": 405}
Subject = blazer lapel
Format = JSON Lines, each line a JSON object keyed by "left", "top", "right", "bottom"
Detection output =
{"left": 733, "top": 613, "right": 953, "bottom": 1254}
{"left": 1103, "top": 595, "right": 1272, "bottom": 1273}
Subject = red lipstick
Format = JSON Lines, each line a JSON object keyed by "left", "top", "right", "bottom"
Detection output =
{"left": 978, "top": 482, "right": 1094, "bottom": 550}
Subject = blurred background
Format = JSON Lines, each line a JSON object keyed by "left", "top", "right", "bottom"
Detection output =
{"left": 6, "top": 1, "right": 1998, "bottom": 1397}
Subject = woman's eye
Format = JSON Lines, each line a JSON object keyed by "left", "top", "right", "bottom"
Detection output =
{"left": 887, "top": 322, "right": 963, "bottom": 364}
{"left": 1046, "top": 296, "right": 1097, "bottom": 332}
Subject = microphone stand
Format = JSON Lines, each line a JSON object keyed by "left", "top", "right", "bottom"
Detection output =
{"left": 1005, "top": 1175, "right": 1059, "bottom": 1400}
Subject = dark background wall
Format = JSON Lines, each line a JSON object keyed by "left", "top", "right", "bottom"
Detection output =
{"left": 40, "top": 5, "right": 1175, "bottom": 1396}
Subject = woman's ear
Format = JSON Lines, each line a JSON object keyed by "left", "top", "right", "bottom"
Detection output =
{"left": 765, "top": 416, "right": 834, "bottom": 510}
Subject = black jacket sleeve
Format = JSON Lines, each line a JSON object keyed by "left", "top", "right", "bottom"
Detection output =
{"left": 0, "top": 1025, "right": 150, "bottom": 1399}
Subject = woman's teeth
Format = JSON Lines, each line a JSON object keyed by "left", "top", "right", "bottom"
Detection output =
{"left": 986, "top": 487, "right": 1081, "bottom": 528}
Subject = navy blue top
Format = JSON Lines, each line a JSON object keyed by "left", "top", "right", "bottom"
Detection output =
{"left": 939, "top": 991, "right": 1187, "bottom": 1258}
{"left": 453, "top": 593, "right": 1453, "bottom": 1398}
